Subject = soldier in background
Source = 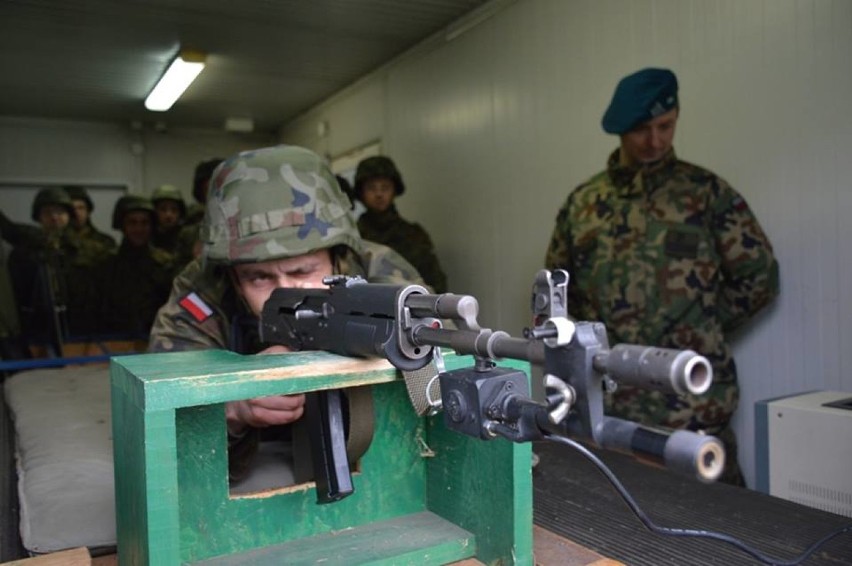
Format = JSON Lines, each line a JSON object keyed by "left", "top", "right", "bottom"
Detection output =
{"left": 149, "top": 145, "right": 424, "bottom": 480}
{"left": 544, "top": 68, "right": 779, "bottom": 485}
{"left": 0, "top": 210, "right": 43, "bottom": 248}
{"left": 354, "top": 156, "right": 447, "bottom": 293}
{"left": 95, "top": 195, "right": 176, "bottom": 338}
{"left": 0, "top": 250, "right": 25, "bottom": 367}
{"left": 150, "top": 184, "right": 186, "bottom": 256}
{"left": 175, "top": 158, "right": 223, "bottom": 267}
{"left": 6, "top": 187, "right": 98, "bottom": 351}
{"left": 64, "top": 185, "right": 117, "bottom": 262}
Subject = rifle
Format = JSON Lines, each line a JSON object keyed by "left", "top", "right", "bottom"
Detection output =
{"left": 259, "top": 269, "right": 724, "bottom": 503}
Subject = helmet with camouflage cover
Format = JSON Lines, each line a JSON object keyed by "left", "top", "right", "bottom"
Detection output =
{"left": 353, "top": 156, "right": 405, "bottom": 199}
{"left": 63, "top": 185, "right": 94, "bottom": 212}
{"left": 111, "top": 195, "right": 154, "bottom": 230}
{"left": 201, "top": 145, "right": 362, "bottom": 265}
{"left": 31, "top": 187, "right": 74, "bottom": 221}
{"left": 150, "top": 184, "right": 187, "bottom": 217}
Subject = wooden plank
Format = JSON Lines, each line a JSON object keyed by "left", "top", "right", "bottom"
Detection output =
{"left": 192, "top": 512, "right": 476, "bottom": 565}
{"left": 111, "top": 350, "right": 400, "bottom": 411}
{"left": 61, "top": 341, "right": 147, "bottom": 357}
{"left": 11, "top": 527, "right": 620, "bottom": 566}
{"left": 1, "top": 547, "right": 90, "bottom": 565}
{"left": 111, "top": 366, "right": 181, "bottom": 566}
{"left": 89, "top": 555, "right": 118, "bottom": 566}
{"left": 532, "top": 525, "right": 623, "bottom": 566}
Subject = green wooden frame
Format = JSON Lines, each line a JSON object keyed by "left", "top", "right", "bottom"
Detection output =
{"left": 111, "top": 350, "right": 533, "bottom": 565}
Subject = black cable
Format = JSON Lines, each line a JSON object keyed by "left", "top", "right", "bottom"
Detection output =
{"left": 543, "top": 432, "right": 852, "bottom": 566}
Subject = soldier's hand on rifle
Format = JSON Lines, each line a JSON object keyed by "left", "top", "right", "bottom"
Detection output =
{"left": 224, "top": 345, "right": 306, "bottom": 436}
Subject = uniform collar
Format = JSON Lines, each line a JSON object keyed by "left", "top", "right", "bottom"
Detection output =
{"left": 360, "top": 205, "right": 400, "bottom": 228}
{"left": 606, "top": 147, "right": 678, "bottom": 197}
{"left": 332, "top": 245, "right": 369, "bottom": 279}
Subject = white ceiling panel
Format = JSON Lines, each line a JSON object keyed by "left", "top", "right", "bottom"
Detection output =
{"left": 0, "top": 0, "right": 488, "bottom": 133}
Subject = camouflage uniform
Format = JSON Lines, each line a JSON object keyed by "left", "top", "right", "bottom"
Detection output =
{"left": 173, "top": 159, "right": 224, "bottom": 268}
{"left": 151, "top": 146, "right": 424, "bottom": 352}
{"left": 149, "top": 242, "right": 423, "bottom": 353}
{"left": 95, "top": 241, "right": 176, "bottom": 338}
{"left": 0, "top": 210, "right": 49, "bottom": 248}
{"left": 71, "top": 223, "right": 116, "bottom": 263}
{"left": 6, "top": 189, "right": 104, "bottom": 345}
{"left": 146, "top": 145, "right": 425, "bottom": 481}
{"left": 545, "top": 148, "right": 779, "bottom": 483}
{"left": 150, "top": 184, "right": 187, "bottom": 256}
{"left": 0, "top": 245, "right": 26, "bottom": 364}
{"left": 64, "top": 185, "right": 117, "bottom": 262}
{"left": 358, "top": 207, "right": 447, "bottom": 293}
{"left": 173, "top": 205, "right": 203, "bottom": 269}
{"left": 94, "top": 195, "right": 177, "bottom": 338}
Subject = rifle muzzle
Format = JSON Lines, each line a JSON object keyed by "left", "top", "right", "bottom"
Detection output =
{"left": 593, "top": 344, "right": 712, "bottom": 396}
{"left": 599, "top": 417, "right": 725, "bottom": 483}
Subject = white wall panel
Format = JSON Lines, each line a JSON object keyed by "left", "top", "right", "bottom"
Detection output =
{"left": 0, "top": 118, "right": 140, "bottom": 189}
{"left": 140, "top": 129, "right": 274, "bottom": 197}
{"left": 281, "top": 79, "right": 386, "bottom": 160}
{"left": 0, "top": 117, "right": 273, "bottom": 203}
{"left": 281, "top": 0, "right": 852, "bottom": 489}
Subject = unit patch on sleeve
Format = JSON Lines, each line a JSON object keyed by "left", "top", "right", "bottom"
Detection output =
{"left": 179, "top": 292, "right": 214, "bottom": 323}
{"left": 731, "top": 195, "right": 748, "bottom": 211}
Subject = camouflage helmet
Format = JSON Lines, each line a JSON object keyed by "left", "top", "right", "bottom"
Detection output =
{"left": 63, "top": 185, "right": 94, "bottom": 212}
{"left": 111, "top": 195, "right": 154, "bottom": 230}
{"left": 202, "top": 145, "right": 362, "bottom": 265}
{"left": 150, "top": 184, "right": 187, "bottom": 217}
{"left": 31, "top": 187, "right": 74, "bottom": 221}
{"left": 353, "top": 156, "right": 405, "bottom": 199}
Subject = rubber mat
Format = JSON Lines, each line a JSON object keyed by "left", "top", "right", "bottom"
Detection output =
{"left": 532, "top": 440, "right": 852, "bottom": 565}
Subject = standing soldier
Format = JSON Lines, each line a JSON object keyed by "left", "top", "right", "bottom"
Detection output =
{"left": 6, "top": 187, "right": 97, "bottom": 352}
{"left": 150, "top": 184, "right": 186, "bottom": 256}
{"left": 95, "top": 195, "right": 176, "bottom": 338}
{"left": 175, "top": 158, "right": 223, "bottom": 268}
{"left": 354, "top": 156, "right": 447, "bottom": 293}
{"left": 64, "top": 185, "right": 117, "bottom": 262}
{"left": 544, "top": 68, "right": 779, "bottom": 485}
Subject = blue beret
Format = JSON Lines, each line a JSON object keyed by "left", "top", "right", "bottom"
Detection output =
{"left": 601, "top": 68, "right": 679, "bottom": 134}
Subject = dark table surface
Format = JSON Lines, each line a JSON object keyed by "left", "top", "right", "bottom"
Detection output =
{"left": 532, "top": 440, "right": 852, "bottom": 566}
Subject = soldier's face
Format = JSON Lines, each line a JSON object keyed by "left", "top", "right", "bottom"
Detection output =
{"left": 231, "top": 249, "right": 333, "bottom": 316}
{"left": 71, "top": 199, "right": 89, "bottom": 228}
{"left": 38, "top": 204, "right": 70, "bottom": 232}
{"left": 361, "top": 178, "right": 395, "bottom": 213}
{"left": 123, "top": 211, "right": 152, "bottom": 247}
{"left": 155, "top": 200, "right": 182, "bottom": 229}
{"left": 619, "top": 108, "right": 678, "bottom": 165}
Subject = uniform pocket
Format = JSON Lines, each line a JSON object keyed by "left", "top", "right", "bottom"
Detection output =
{"left": 646, "top": 220, "right": 718, "bottom": 316}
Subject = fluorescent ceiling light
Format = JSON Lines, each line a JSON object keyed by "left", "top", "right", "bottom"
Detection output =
{"left": 145, "top": 50, "right": 206, "bottom": 112}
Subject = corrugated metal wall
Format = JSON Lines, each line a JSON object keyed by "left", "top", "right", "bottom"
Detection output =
{"left": 281, "top": 0, "right": 852, "bottom": 487}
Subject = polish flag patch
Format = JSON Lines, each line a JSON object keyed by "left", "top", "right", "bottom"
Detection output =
{"left": 179, "top": 292, "right": 214, "bottom": 323}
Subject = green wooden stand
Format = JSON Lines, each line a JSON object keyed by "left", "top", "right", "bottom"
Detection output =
{"left": 110, "top": 350, "right": 533, "bottom": 565}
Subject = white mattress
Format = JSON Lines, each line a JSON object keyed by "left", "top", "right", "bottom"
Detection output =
{"left": 3, "top": 365, "right": 115, "bottom": 553}
{"left": 2, "top": 363, "right": 297, "bottom": 554}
